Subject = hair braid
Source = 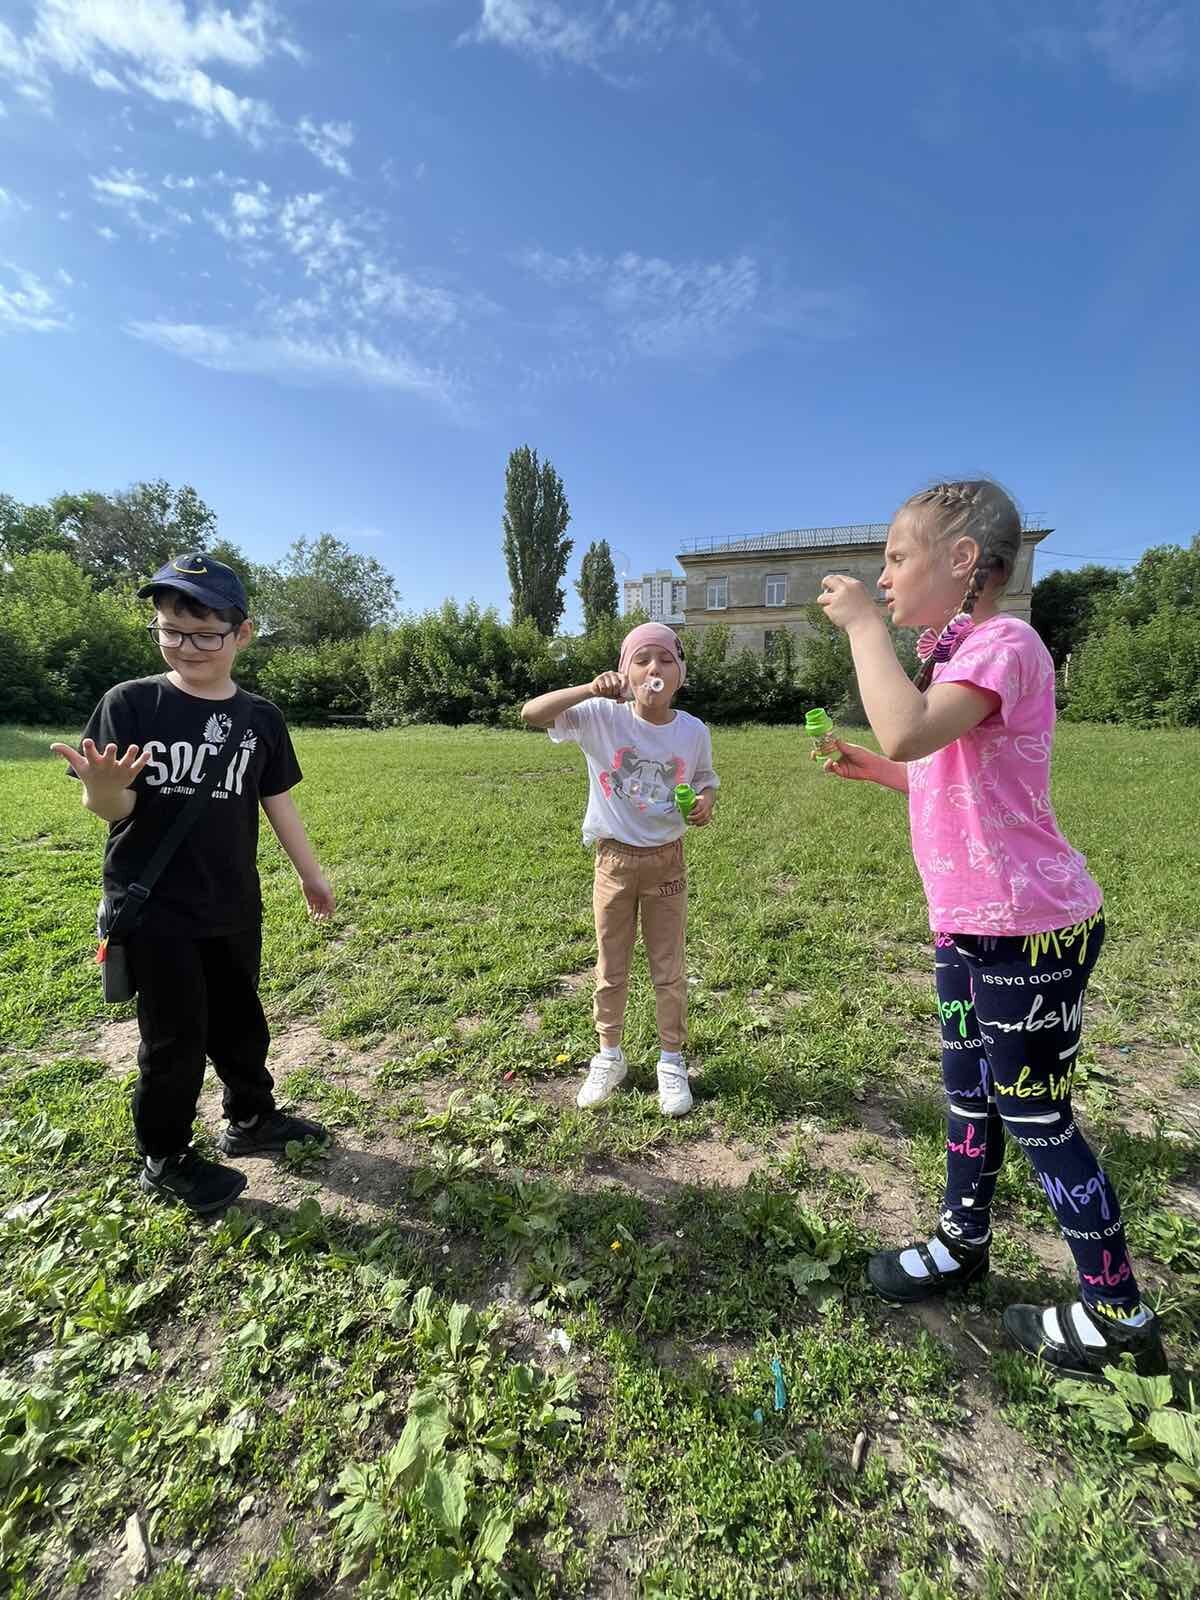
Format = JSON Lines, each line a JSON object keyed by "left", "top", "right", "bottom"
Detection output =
{"left": 900, "top": 478, "right": 1022, "bottom": 692}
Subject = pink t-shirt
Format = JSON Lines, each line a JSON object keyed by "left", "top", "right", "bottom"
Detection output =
{"left": 906, "top": 615, "right": 1103, "bottom": 936}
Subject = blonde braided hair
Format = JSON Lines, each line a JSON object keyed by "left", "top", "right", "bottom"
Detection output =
{"left": 904, "top": 479, "right": 1021, "bottom": 690}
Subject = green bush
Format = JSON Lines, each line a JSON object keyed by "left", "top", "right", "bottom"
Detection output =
{"left": 1065, "top": 607, "right": 1200, "bottom": 727}
{"left": 0, "top": 552, "right": 159, "bottom": 722}
{"left": 257, "top": 638, "right": 371, "bottom": 723}
{"left": 364, "top": 602, "right": 557, "bottom": 726}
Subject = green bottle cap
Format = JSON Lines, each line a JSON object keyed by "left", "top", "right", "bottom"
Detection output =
{"left": 804, "top": 708, "right": 834, "bottom": 736}
{"left": 674, "top": 783, "right": 697, "bottom": 817}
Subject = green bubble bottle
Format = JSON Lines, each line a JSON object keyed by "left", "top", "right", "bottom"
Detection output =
{"left": 674, "top": 783, "right": 697, "bottom": 818}
{"left": 804, "top": 708, "right": 838, "bottom": 761}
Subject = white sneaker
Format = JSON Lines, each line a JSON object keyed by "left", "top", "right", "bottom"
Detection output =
{"left": 577, "top": 1051, "right": 627, "bottom": 1109}
{"left": 657, "top": 1060, "right": 693, "bottom": 1117}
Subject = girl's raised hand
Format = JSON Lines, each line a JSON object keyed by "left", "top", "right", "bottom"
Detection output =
{"left": 591, "top": 671, "right": 627, "bottom": 701}
{"left": 822, "top": 741, "right": 881, "bottom": 783}
{"left": 817, "top": 574, "right": 879, "bottom": 632}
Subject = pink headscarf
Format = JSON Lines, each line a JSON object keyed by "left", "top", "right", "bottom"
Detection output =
{"left": 618, "top": 622, "right": 687, "bottom": 686}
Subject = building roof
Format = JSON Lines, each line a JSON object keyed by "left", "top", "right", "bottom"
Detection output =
{"left": 678, "top": 519, "right": 1051, "bottom": 558}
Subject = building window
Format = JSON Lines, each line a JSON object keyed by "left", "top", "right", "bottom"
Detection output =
{"left": 706, "top": 577, "right": 728, "bottom": 610}
{"left": 764, "top": 574, "right": 787, "bottom": 607}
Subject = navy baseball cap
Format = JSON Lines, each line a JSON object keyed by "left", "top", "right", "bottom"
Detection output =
{"left": 137, "top": 552, "right": 249, "bottom": 618}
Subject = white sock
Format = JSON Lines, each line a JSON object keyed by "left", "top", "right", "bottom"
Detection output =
{"left": 1044, "top": 1301, "right": 1149, "bottom": 1347}
{"left": 899, "top": 1238, "right": 960, "bottom": 1279}
{"left": 898, "top": 1227, "right": 989, "bottom": 1280}
{"left": 659, "top": 1050, "right": 684, "bottom": 1067}
{"left": 145, "top": 1155, "right": 168, "bottom": 1176}
{"left": 599, "top": 1045, "right": 623, "bottom": 1061}
{"left": 234, "top": 1116, "right": 258, "bottom": 1131}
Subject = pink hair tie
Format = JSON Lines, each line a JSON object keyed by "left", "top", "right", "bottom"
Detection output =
{"left": 916, "top": 611, "right": 975, "bottom": 666}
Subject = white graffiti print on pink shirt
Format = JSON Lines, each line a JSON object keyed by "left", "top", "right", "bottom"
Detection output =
{"left": 1014, "top": 730, "right": 1052, "bottom": 764}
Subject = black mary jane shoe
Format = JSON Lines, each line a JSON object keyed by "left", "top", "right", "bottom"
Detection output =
{"left": 1002, "top": 1301, "right": 1169, "bottom": 1379}
{"left": 868, "top": 1225, "right": 990, "bottom": 1305}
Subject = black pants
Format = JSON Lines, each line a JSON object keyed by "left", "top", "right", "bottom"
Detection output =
{"left": 937, "top": 913, "right": 1141, "bottom": 1315}
{"left": 127, "top": 929, "right": 276, "bottom": 1159}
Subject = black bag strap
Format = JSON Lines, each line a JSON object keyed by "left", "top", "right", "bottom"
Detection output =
{"left": 105, "top": 722, "right": 247, "bottom": 942}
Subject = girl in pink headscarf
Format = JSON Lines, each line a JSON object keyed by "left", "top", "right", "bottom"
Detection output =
{"left": 522, "top": 624, "right": 719, "bottom": 1117}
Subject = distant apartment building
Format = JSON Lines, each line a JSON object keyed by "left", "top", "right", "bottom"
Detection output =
{"left": 675, "top": 521, "right": 1051, "bottom": 655}
{"left": 623, "top": 569, "right": 687, "bottom": 624}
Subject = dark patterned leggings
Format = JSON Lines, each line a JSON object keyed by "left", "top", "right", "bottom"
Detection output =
{"left": 936, "top": 913, "right": 1141, "bottom": 1315}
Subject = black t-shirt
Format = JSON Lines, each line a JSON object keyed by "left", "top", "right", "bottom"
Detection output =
{"left": 79, "top": 675, "right": 302, "bottom": 938}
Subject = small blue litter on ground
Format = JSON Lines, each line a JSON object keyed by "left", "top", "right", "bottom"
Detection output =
{"left": 771, "top": 1357, "right": 787, "bottom": 1412}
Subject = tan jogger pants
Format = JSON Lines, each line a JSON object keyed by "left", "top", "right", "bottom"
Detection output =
{"left": 592, "top": 837, "right": 687, "bottom": 1050}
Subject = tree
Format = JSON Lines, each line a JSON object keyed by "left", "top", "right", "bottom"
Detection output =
{"left": 52, "top": 480, "right": 218, "bottom": 588}
{"left": 575, "top": 539, "right": 619, "bottom": 634}
{"left": 1062, "top": 535, "right": 1200, "bottom": 727}
{"left": 501, "top": 445, "right": 573, "bottom": 636}
{"left": 1091, "top": 536, "right": 1200, "bottom": 629}
{"left": 254, "top": 534, "right": 399, "bottom": 646}
{"left": 1031, "top": 564, "right": 1124, "bottom": 668}
{"left": 0, "top": 495, "right": 71, "bottom": 565}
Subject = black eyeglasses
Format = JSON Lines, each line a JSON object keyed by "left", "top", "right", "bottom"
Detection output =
{"left": 147, "top": 623, "right": 237, "bottom": 651}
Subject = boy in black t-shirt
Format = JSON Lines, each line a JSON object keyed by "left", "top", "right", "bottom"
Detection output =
{"left": 52, "top": 553, "right": 335, "bottom": 1214}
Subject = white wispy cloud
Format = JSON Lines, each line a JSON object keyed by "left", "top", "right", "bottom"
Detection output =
{"left": 517, "top": 245, "right": 854, "bottom": 371}
{"left": 277, "top": 190, "right": 359, "bottom": 277}
{"left": 126, "top": 182, "right": 471, "bottom": 407}
{"left": 125, "top": 319, "right": 454, "bottom": 400}
{"left": 91, "top": 167, "right": 157, "bottom": 204}
{"left": 0, "top": 1, "right": 296, "bottom": 138}
{"left": 1021, "top": 1, "right": 1193, "bottom": 91}
{"left": 463, "top": 0, "right": 750, "bottom": 78}
{"left": 95, "top": 224, "right": 118, "bottom": 241}
{"left": 199, "top": 185, "right": 467, "bottom": 333}
{"left": 297, "top": 116, "right": 354, "bottom": 176}
{"left": 351, "top": 261, "right": 461, "bottom": 329}
{"left": 90, "top": 164, "right": 192, "bottom": 239}
{"left": 0, "top": 261, "right": 70, "bottom": 332}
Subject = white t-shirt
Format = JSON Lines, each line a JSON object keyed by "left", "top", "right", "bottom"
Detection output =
{"left": 549, "top": 698, "right": 720, "bottom": 847}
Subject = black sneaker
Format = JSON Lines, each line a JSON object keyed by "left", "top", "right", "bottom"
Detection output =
{"left": 868, "top": 1223, "right": 990, "bottom": 1305}
{"left": 139, "top": 1149, "right": 247, "bottom": 1214}
{"left": 215, "top": 1109, "right": 330, "bottom": 1157}
{"left": 1002, "top": 1301, "right": 1169, "bottom": 1379}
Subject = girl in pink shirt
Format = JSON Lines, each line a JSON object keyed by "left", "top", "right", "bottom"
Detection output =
{"left": 819, "top": 479, "right": 1166, "bottom": 1379}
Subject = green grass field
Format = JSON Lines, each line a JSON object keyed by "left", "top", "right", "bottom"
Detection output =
{"left": 2, "top": 721, "right": 1199, "bottom": 1598}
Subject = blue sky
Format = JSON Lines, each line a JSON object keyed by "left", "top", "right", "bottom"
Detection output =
{"left": 1, "top": 2, "right": 1197, "bottom": 625}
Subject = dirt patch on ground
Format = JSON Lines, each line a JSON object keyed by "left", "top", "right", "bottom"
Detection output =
{"left": 554, "top": 967, "right": 595, "bottom": 994}
{"left": 1093, "top": 1041, "right": 1200, "bottom": 1139}
{"left": 72, "top": 1016, "right": 403, "bottom": 1096}
{"left": 587, "top": 1137, "right": 767, "bottom": 1202}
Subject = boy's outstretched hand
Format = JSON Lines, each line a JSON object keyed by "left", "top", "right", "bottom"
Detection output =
{"left": 591, "top": 671, "right": 627, "bottom": 701}
{"left": 302, "top": 876, "right": 336, "bottom": 920}
{"left": 51, "top": 737, "right": 150, "bottom": 789}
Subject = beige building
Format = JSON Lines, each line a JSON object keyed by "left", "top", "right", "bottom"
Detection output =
{"left": 676, "top": 521, "right": 1051, "bottom": 654}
